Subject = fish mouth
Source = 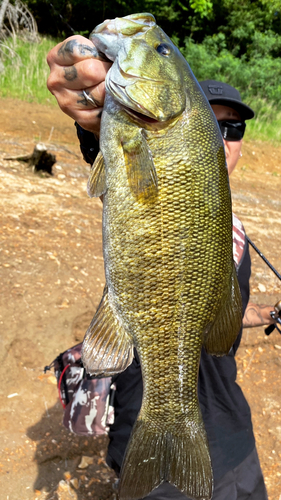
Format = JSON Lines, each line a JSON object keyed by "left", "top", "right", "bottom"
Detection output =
{"left": 122, "top": 105, "right": 160, "bottom": 124}
{"left": 107, "top": 78, "right": 161, "bottom": 123}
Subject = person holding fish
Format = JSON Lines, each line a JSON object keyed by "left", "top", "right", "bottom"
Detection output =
{"left": 47, "top": 19, "right": 278, "bottom": 500}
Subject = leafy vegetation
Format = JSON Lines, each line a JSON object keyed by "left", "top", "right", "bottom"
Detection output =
{"left": 21, "top": 0, "right": 281, "bottom": 111}
{"left": 181, "top": 35, "right": 281, "bottom": 116}
{"left": 1, "top": 0, "right": 281, "bottom": 141}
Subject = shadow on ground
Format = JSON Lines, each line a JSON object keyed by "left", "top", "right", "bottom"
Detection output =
{"left": 26, "top": 402, "right": 116, "bottom": 499}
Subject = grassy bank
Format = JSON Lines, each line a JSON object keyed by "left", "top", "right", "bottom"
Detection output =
{"left": 0, "top": 35, "right": 280, "bottom": 143}
{"left": 0, "top": 36, "right": 58, "bottom": 105}
{"left": 245, "top": 100, "right": 281, "bottom": 143}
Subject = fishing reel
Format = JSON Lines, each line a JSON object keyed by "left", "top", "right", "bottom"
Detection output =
{"left": 265, "top": 300, "right": 281, "bottom": 335}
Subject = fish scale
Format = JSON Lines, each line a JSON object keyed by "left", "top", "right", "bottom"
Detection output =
{"left": 82, "top": 13, "right": 243, "bottom": 500}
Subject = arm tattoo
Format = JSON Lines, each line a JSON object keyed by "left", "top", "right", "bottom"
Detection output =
{"left": 243, "top": 303, "right": 273, "bottom": 328}
{"left": 64, "top": 66, "right": 78, "bottom": 81}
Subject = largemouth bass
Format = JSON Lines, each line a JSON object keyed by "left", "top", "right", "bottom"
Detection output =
{"left": 82, "top": 13, "right": 242, "bottom": 500}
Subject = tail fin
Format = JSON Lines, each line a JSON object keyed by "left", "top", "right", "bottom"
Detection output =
{"left": 118, "top": 418, "right": 213, "bottom": 500}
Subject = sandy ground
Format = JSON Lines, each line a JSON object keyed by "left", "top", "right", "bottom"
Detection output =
{"left": 0, "top": 98, "right": 280, "bottom": 500}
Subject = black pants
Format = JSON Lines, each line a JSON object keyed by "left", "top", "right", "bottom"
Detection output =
{"left": 145, "top": 447, "right": 268, "bottom": 500}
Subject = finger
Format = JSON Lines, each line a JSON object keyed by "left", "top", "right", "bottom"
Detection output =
{"left": 52, "top": 83, "right": 106, "bottom": 112}
{"left": 50, "top": 78, "right": 106, "bottom": 110}
{"left": 47, "top": 58, "right": 111, "bottom": 93}
{"left": 47, "top": 35, "right": 106, "bottom": 67}
{"left": 50, "top": 87, "right": 104, "bottom": 135}
{"left": 76, "top": 111, "right": 103, "bottom": 136}
{"left": 81, "top": 90, "right": 101, "bottom": 108}
{"left": 76, "top": 85, "right": 105, "bottom": 108}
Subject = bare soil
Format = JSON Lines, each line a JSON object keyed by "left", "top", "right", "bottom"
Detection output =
{"left": 0, "top": 98, "right": 280, "bottom": 500}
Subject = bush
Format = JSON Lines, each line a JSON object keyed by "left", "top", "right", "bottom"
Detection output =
{"left": 181, "top": 36, "right": 281, "bottom": 120}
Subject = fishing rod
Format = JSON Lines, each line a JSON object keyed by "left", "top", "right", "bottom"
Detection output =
{"left": 246, "top": 236, "right": 281, "bottom": 281}
{"left": 246, "top": 236, "right": 281, "bottom": 335}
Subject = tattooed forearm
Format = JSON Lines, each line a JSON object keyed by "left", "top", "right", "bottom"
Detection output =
{"left": 64, "top": 66, "right": 78, "bottom": 81}
{"left": 243, "top": 303, "right": 274, "bottom": 328}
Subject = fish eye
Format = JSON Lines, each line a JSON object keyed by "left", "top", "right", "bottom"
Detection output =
{"left": 156, "top": 43, "right": 171, "bottom": 56}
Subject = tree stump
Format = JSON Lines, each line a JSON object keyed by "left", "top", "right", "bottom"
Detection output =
{"left": 5, "top": 143, "right": 56, "bottom": 175}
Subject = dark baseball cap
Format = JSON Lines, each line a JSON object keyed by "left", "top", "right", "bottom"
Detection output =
{"left": 199, "top": 80, "right": 255, "bottom": 120}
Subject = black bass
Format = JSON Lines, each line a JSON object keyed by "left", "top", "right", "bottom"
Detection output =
{"left": 82, "top": 13, "right": 242, "bottom": 500}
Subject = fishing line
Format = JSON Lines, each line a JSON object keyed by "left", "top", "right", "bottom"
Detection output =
{"left": 246, "top": 235, "right": 281, "bottom": 281}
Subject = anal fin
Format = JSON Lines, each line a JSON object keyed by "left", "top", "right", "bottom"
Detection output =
{"left": 82, "top": 286, "right": 134, "bottom": 376}
{"left": 203, "top": 263, "right": 243, "bottom": 355}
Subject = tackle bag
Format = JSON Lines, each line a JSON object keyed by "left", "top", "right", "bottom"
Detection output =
{"left": 45, "top": 343, "right": 114, "bottom": 436}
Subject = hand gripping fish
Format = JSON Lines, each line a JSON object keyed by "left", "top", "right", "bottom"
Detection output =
{"left": 81, "top": 13, "right": 243, "bottom": 500}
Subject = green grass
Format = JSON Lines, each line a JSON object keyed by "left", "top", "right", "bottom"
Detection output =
{"left": 245, "top": 99, "right": 281, "bottom": 143}
{"left": 1, "top": 36, "right": 281, "bottom": 143}
{"left": 247, "top": 115, "right": 281, "bottom": 143}
{"left": 0, "top": 36, "right": 60, "bottom": 104}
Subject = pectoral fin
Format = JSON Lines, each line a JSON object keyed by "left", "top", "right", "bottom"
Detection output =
{"left": 203, "top": 264, "right": 243, "bottom": 355}
{"left": 87, "top": 151, "right": 107, "bottom": 198}
{"left": 123, "top": 131, "right": 158, "bottom": 201}
{"left": 82, "top": 286, "right": 134, "bottom": 376}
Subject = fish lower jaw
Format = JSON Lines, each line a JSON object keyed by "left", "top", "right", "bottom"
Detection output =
{"left": 123, "top": 106, "right": 160, "bottom": 123}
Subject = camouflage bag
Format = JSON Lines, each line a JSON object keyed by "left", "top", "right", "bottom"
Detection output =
{"left": 45, "top": 343, "right": 115, "bottom": 436}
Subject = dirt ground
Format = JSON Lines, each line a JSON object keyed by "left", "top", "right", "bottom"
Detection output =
{"left": 0, "top": 98, "right": 280, "bottom": 500}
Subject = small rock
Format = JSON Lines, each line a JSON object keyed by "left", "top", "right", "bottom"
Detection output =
{"left": 33, "top": 489, "right": 48, "bottom": 500}
{"left": 58, "top": 480, "right": 68, "bottom": 491}
{"left": 64, "top": 471, "right": 72, "bottom": 481}
{"left": 78, "top": 455, "right": 94, "bottom": 469}
{"left": 57, "top": 480, "right": 78, "bottom": 500}
{"left": 70, "top": 478, "right": 79, "bottom": 489}
{"left": 258, "top": 283, "right": 266, "bottom": 292}
{"left": 47, "top": 375, "right": 57, "bottom": 385}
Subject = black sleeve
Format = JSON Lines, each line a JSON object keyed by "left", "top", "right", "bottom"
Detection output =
{"left": 75, "top": 122, "right": 100, "bottom": 165}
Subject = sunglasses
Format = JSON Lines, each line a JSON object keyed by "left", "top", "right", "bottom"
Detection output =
{"left": 217, "top": 120, "right": 246, "bottom": 142}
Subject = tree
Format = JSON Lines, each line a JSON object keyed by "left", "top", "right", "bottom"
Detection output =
{"left": 0, "top": 0, "right": 38, "bottom": 40}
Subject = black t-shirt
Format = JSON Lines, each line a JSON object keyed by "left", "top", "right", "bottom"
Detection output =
{"left": 75, "top": 124, "right": 255, "bottom": 483}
